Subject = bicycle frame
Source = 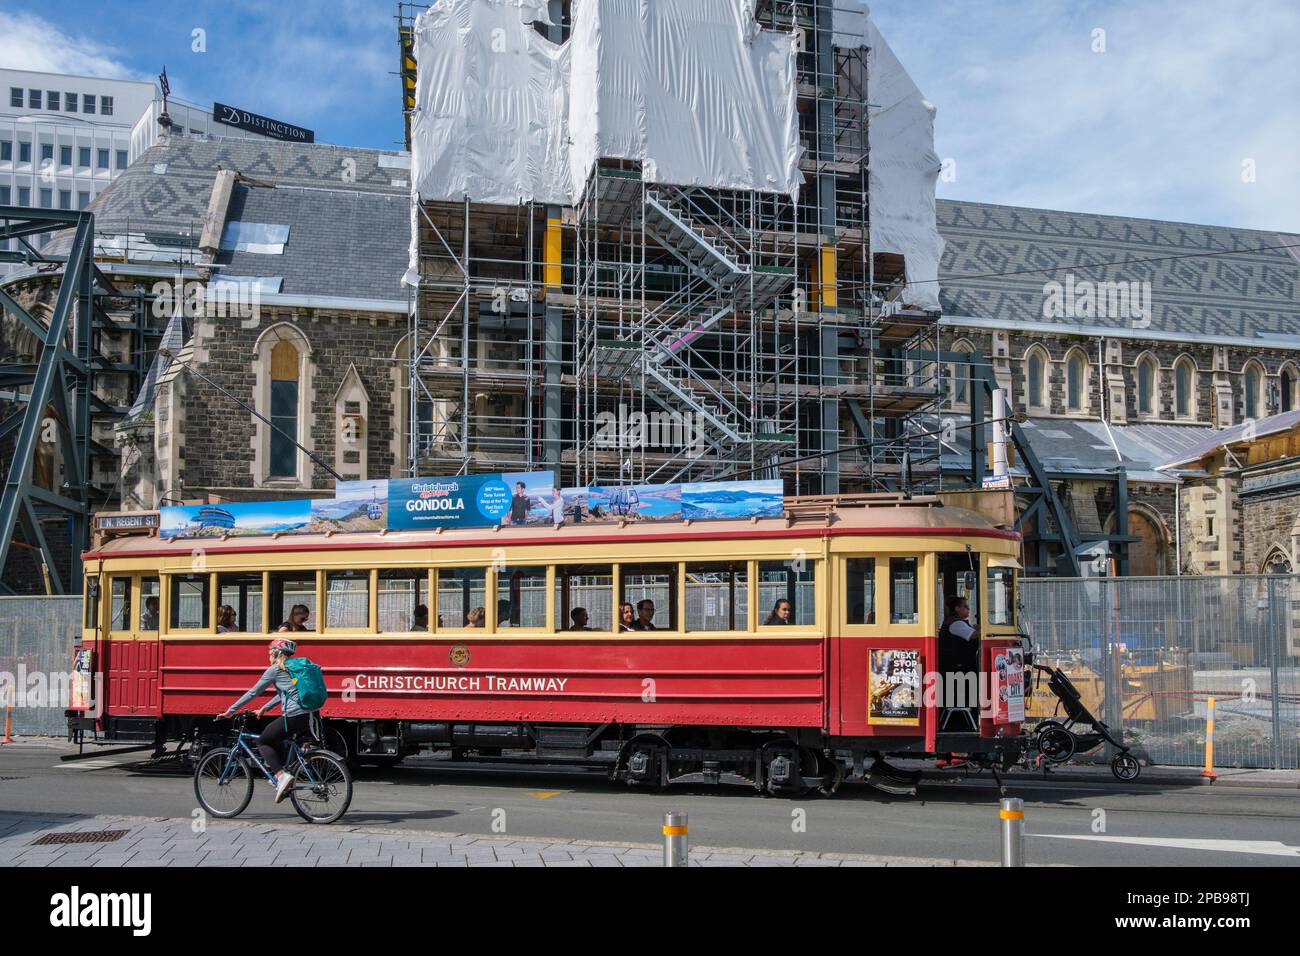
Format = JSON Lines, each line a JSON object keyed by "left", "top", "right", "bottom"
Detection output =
{"left": 218, "top": 731, "right": 317, "bottom": 789}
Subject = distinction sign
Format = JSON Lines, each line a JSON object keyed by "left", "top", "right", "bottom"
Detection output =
{"left": 213, "top": 102, "right": 315, "bottom": 143}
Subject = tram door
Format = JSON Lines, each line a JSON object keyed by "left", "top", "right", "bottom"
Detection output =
{"left": 104, "top": 574, "right": 162, "bottom": 716}
{"left": 936, "top": 552, "right": 980, "bottom": 712}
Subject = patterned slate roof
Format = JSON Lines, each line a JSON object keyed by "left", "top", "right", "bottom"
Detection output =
{"left": 57, "top": 136, "right": 411, "bottom": 303}
{"left": 937, "top": 199, "right": 1300, "bottom": 340}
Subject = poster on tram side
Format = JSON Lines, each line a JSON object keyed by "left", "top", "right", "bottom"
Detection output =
{"left": 867, "top": 648, "right": 922, "bottom": 726}
{"left": 992, "top": 647, "right": 1025, "bottom": 724}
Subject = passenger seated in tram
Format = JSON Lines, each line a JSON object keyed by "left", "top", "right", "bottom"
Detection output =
{"left": 618, "top": 602, "right": 636, "bottom": 632}
{"left": 216, "top": 605, "right": 238, "bottom": 633}
{"left": 764, "top": 599, "right": 793, "bottom": 625}
{"left": 633, "top": 600, "right": 657, "bottom": 630}
{"left": 568, "top": 607, "right": 590, "bottom": 631}
{"left": 277, "top": 603, "right": 312, "bottom": 632}
{"left": 466, "top": 606, "right": 485, "bottom": 628}
{"left": 411, "top": 605, "right": 429, "bottom": 632}
{"left": 141, "top": 596, "right": 160, "bottom": 631}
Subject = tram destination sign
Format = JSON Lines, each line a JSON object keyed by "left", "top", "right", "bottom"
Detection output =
{"left": 159, "top": 473, "right": 784, "bottom": 541}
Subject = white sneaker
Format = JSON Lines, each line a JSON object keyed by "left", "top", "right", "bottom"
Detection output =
{"left": 273, "top": 773, "right": 295, "bottom": 803}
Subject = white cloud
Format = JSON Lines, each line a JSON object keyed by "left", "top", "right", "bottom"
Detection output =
{"left": 0, "top": 11, "right": 141, "bottom": 79}
{"left": 873, "top": 0, "right": 1300, "bottom": 232}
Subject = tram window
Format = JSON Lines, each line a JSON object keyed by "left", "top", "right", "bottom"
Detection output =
{"left": 268, "top": 573, "right": 317, "bottom": 631}
{"left": 555, "top": 565, "right": 612, "bottom": 631}
{"left": 497, "top": 565, "right": 546, "bottom": 628}
{"left": 84, "top": 577, "right": 100, "bottom": 629}
{"left": 378, "top": 570, "right": 428, "bottom": 632}
{"left": 139, "top": 577, "right": 160, "bottom": 632}
{"left": 437, "top": 567, "right": 487, "bottom": 629}
{"left": 217, "top": 573, "right": 262, "bottom": 632}
{"left": 621, "top": 563, "right": 677, "bottom": 631}
{"left": 845, "top": 558, "right": 876, "bottom": 625}
{"left": 987, "top": 568, "right": 1015, "bottom": 626}
{"left": 108, "top": 577, "right": 131, "bottom": 631}
{"left": 890, "top": 558, "right": 919, "bottom": 625}
{"left": 936, "top": 552, "right": 978, "bottom": 629}
{"left": 686, "top": 562, "right": 747, "bottom": 631}
{"left": 325, "top": 571, "right": 369, "bottom": 630}
{"left": 170, "top": 574, "right": 210, "bottom": 630}
{"left": 758, "top": 560, "right": 814, "bottom": 626}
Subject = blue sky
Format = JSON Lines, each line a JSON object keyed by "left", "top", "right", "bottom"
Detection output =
{"left": 2, "top": 0, "right": 1297, "bottom": 231}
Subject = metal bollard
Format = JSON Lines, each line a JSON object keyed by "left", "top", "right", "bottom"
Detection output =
{"left": 662, "top": 811, "right": 688, "bottom": 867}
{"left": 1, "top": 684, "right": 13, "bottom": 744}
{"left": 1200, "top": 696, "right": 1218, "bottom": 780}
{"left": 999, "top": 797, "right": 1025, "bottom": 867}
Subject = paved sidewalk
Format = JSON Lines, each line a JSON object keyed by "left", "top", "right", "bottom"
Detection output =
{"left": 0, "top": 811, "right": 990, "bottom": 867}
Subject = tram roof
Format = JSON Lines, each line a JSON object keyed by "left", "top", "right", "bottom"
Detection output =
{"left": 85, "top": 495, "right": 1017, "bottom": 560}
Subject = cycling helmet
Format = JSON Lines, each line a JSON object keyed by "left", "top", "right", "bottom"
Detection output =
{"left": 269, "top": 637, "right": 297, "bottom": 655}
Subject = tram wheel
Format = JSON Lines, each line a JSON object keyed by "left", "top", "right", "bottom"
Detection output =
{"left": 761, "top": 740, "right": 806, "bottom": 797}
{"left": 1110, "top": 752, "right": 1141, "bottom": 781}
{"left": 816, "top": 751, "right": 845, "bottom": 796}
{"left": 1038, "top": 725, "right": 1075, "bottom": 763}
{"left": 619, "top": 734, "right": 670, "bottom": 791}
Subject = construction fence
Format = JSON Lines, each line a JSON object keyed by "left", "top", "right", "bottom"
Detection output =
{"left": 1020, "top": 575, "right": 1300, "bottom": 770}
{"left": 3, "top": 579, "right": 1298, "bottom": 769}
{"left": 0, "top": 595, "right": 81, "bottom": 737}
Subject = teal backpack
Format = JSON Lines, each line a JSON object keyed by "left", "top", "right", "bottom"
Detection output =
{"left": 284, "top": 657, "right": 327, "bottom": 711}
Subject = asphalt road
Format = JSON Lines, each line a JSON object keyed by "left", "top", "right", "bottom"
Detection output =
{"left": 1, "top": 740, "right": 1297, "bottom": 866}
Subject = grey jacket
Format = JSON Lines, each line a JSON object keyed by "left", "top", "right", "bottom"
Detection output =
{"left": 231, "top": 664, "right": 307, "bottom": 717}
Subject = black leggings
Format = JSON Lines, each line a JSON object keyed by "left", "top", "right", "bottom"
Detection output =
{"left": 256, "top": 714, "right": 312, "bottom": 775}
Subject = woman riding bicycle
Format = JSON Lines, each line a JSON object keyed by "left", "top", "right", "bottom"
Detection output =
{"left": 218, "top": 637, "right": 312, "bottom": 804}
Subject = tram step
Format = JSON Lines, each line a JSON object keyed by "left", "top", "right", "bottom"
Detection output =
{"left": 535, "top": 725, "right": 594, "bottom": 755}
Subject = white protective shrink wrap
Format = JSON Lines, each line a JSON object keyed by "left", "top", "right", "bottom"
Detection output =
{"left": 406, "top": 0, "right": 942, "bottom": 314}
{"left": 834, "top": 1, "right": 943, "bottom": 312}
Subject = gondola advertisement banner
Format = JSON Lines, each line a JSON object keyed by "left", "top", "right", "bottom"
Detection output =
{"left": 386, "top": 471, "right": 557, "bottom": 530}
{"left": 557, "top": 480, "right": 783, "bottom": 524}
{"left": 867, "top": 648, "right": 921, "bottom": 726}
{"left": 159, "top": 474, "right": 782, "bottom": 539}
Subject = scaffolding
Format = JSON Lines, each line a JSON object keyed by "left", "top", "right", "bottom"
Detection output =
{"left": 402, "top": 0, "right": 945, "bottom": 493}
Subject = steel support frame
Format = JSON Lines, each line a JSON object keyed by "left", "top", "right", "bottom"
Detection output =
{"left": 0, "top": 207, "right": 97, "bottom": 594}
{"left": 954, "top": 352, "right": 1132, "bottom": 577}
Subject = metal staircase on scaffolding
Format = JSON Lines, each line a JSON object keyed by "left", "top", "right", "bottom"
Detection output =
{"left": 581, "top": 176, "right": 797, "bottom": 483}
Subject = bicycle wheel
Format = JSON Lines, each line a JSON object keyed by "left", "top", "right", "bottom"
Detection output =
{"left": 194, "top": 748, "right": 254, "bottom": 818}
{"left": 289, "top": 750, "right": 352, "bottom": 824}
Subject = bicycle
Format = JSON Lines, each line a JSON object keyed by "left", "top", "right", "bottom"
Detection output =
{"left": 193, "top": 713, "right": 353, "bottom": 824}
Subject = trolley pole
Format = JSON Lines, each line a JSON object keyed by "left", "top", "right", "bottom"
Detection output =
{"left": 662, "top": 811, "right": 688, "bottom": 867}
{"left": 999, "top": 798, "right": 1025, "bottom": 867}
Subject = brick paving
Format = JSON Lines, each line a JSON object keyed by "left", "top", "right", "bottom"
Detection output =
{"left": 0, "top": 811, "right": 985, "bottom": 868}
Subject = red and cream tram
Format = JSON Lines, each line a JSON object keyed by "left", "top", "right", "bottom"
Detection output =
{"left": 75, "top": 494, "right": 1029, "bottom": 793}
